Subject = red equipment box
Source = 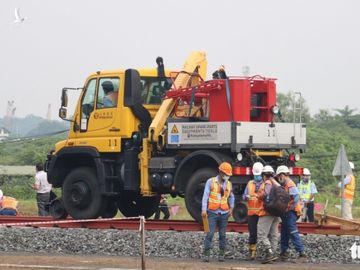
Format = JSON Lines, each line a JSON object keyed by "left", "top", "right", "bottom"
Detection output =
{"left": 208, "top": 77, "right": 276, "bottom": 122}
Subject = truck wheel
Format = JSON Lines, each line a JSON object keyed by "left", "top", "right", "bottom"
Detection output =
{"left": 137, "top": 195, "right": 160, "bottom": 218}
{"left": 100, "top": 200, "right": 118, "bottom": 218}
{"left": 233, "top": 202, "right": 248, "bottom": 223}
{"left": 117, "top": 197, "right": 139, "bottom": 217}
{"left": 185, "top": 167, "right": 217, "bottom": 223}
{"left": 117, "top": 194, "right": 160, "bottom": 218}
{"left": 62, "top": 167, "right": 102, "bottom": 219}
{"left": 49, "top": 198, "right": 68, "bottom": 220}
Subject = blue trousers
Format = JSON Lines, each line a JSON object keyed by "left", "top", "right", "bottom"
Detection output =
{"left": 204, "top": 211, "right": 229, "bottom": 251}
{"left": 0, "top": 208, "right": 17, "bottom": 215}
{"left": 281, "top": 210, "right": 304, "bottom": 253}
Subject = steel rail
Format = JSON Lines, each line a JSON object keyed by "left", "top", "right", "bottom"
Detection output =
{"left": 0, "top": 216, "right": 357, "bottom": 235}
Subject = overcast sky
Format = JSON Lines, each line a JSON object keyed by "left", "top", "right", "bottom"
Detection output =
{"left": 1, "top": 0, "right": 359, "bottom": 119}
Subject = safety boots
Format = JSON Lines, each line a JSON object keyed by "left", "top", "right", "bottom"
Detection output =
{"left": 261, "top": 248, "right": 278, "bottom": 264}
{"left": 279, "top": 250, "right": 290, "bottom": 261}
{"left": 247, "top": 244, "right": 256, "bottom": 260}
{"left": 218, "top": 249, "right": 225, "bottom": 262}
{"left": 298, "top": 251, "right": 307, "bottom": 262}
{"left": 203, "top": 249, "right": 210, "bottom": 262}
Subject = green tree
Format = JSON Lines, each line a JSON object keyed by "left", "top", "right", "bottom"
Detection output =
{"left": 276, "top": 91, "right": 310, "bottom": 123}
{"left": 333, "top": 105, "right": 357, "bottom": 119}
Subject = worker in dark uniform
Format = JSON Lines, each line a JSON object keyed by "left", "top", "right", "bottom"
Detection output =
{"left": 154, "top": 194, "right": 170, "bottom": 220}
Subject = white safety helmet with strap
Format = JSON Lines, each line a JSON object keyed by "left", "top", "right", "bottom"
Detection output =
{"left": 252, "top": 162, "right": 264, "bottom": 176}
{"left": 276, "top": 165, "right": 290, "bottom": 175}
{"left": 303, "top": 168, "right": 311, "bottom": 176}
{"left": 262, "top": 165, "right": 275, "bottom": 174}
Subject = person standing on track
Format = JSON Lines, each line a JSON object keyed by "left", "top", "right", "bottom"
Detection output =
{"left": 338, "top": 161, "right": 356, "bottom": 220}
{"left": 154, "top": 194, "right": 170, "bottom": 220}
{"left": 256, "top": 165, "right": 280, "bottom": 264}
{"left": 242, "top": 162, "right": 264, "bottom": 260}
{"left": 276, "top": 165, "right": 306, "bottom": 261}
{"left": 201, "top": 162, "right": 234, "bottom": 262}
{"left": 32, "top": 163, "right": 52, "bottom": 216}
{"left": 297, "top": 168, "right": 318, "bottom": 222}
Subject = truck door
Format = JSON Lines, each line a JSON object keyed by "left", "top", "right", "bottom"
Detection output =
{"left": 79, "top": 77, "right": 120, "bottom": 134}
{"left": 74, "top": 77, "right": 122, "bottom": 154}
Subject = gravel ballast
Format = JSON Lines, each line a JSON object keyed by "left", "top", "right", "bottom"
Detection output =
{"left": 0, "top": 227, "right": 359, "bottom": 264}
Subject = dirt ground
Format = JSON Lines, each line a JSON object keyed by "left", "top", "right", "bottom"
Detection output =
{"left": 0, "top": 253, "right": 359, "bottom": 270}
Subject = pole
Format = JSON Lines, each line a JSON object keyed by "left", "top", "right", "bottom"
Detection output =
{"left": 340, "top": 145, "right": 345, "bottom": 218}
{"left": 140, "top": 216, "right": 146, "bottom": 270}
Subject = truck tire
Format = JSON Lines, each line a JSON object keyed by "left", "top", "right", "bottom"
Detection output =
{"left": 185, "top": 167, "right": 217, "bottom": 223}
{"left": 100, "top": 200, "right": 118, "bottom": 219}
{"left": 62, "top": 167, "right": 102, "bottom": 219}
{"left": 233, "top": 202, "right": 248, "bottom": 224}
{"left": 49, "top": 198, "right": 68, "bottom": 220}
{"left": 117, "top": 194, "right": 160, "bottom": 218}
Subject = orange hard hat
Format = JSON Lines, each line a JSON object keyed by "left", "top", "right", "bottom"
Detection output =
{"left": 219, "top": 162, "right": 233, "bottom": 176}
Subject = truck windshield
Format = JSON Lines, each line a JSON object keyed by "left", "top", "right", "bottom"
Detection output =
{"left": 140, "top": 77, "right": 172, "bottom": 105}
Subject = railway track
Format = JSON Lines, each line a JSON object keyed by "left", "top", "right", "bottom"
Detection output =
{"left": 0, "top": 216, "right": 359, "bottom": 235}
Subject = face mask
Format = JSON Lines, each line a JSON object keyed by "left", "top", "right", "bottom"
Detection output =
{"left": 278, "top": 175, "right": 286, "bottom": 185}
{"left": 223, "top": 175, "right": 230, "bottom": 181}
{"left": 254, "top": 175, "right": 262, "bottom": 182}
{"left": 303, "top": 176, "right": 310, "bottom": 182}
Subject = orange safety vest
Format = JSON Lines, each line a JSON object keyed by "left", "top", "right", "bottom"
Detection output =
{"left": 1, "top": 196, "right": 18, "bottom": 212}
{"left": 284, "top": 179, "right": 302, "bottom": 216}
{"left": 343, "top": 175, "right": 356, "bottom": 201}
{"left": 246, "top": 180, "right": 263, "bottom": 216}
{"left": 258, "top": 179, "right": 276, "bottom": 217}
{"left": 208, "top": 177, "right": 232, "bottom": 211}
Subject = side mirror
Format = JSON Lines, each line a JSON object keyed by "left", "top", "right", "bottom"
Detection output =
{"left": 59, "top": 107, "right": 67, "bottom": 119}
{"left": 61, "top": 89, "right": 68, "bottom": 107}
{"left": 124, "top": 69, "right": 142, "bottom": 107}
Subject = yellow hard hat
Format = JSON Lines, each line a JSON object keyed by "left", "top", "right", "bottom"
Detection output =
{"left": 219, "top": 162, "right": 233, "bottom": 176}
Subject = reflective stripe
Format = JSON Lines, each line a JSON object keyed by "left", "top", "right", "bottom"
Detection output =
{"left": 258, "top": 179, "right": 272, "bottom": 216}
{"left": 208, "top": 177, "right": 232, "bottom": 211}
{"left": 284, "top": 180, "right": 302, "bottom": 216}
{"left": 299, "top": 181, "right": 312, "bottom": 201}
{"left": 343, "top": 175, "right": 356, "bottom": 200}
{"left": 247, "top": 180, "right": 262, "bottom": 216}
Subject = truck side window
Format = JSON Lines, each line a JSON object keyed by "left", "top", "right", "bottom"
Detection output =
{"left": 140, "top": 77, "right": 172, "bottom": 105}
{"left": 97, "top": 78, "right": 120, "bottom": 109}
{"left": 80, "top": 79, "right": 96, "bottom": 130}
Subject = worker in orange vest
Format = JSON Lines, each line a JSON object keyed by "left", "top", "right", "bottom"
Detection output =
{"left": 201, "top": 162, "right": 234, "bottom": 262}
{"left": 339, "top": 161, "right": 356, "bottom": 220}
{"left": 242, "top": 162, "right": 264, "bottom": 260}
{"left": 276, "top": 165, "right": 306, "bottom": 261}
{"left": 256, "top": 165, "right": 280, "bottom": 264}
{"left": 0, "top": 189, "right": 18, "bottom": 216}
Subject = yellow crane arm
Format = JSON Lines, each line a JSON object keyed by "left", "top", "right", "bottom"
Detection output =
{"left": 148, "top": 51, "right": 207, "bottom": 143}
{"left": 139, "top": 52, "right": 207, "bottom": 195}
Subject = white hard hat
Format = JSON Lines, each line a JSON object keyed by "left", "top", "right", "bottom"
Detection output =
{"left": 349, "top": 161, "right": 355, "bottom": 170}
{"left": 262, "top": 165, "right": 275, "bottom": 174}
{"left": 303, "top": 168, "right": 311, "bottom": 176}
{"left": 252, "top": 162, "right": 264, "bottom": 176}
{"left": 0, "top": 189, "right": 3, "bottom": 199}
{"left": 276, "top": 165, "right": 290, "bottom": 175}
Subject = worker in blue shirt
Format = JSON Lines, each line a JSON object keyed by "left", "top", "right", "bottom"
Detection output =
{"left": 297, "top": 168, "right": 318, "bottom": 222}
{"left": 277, "top": 165, "right": 306, "bottom": 261}
{"left": 201, "top": 162, "right": 235, "bottom": 262}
